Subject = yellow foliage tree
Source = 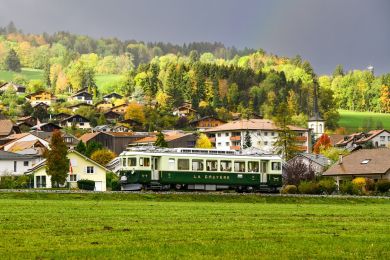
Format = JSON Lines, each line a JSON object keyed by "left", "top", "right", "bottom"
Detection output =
{"left": 91, "top": 149, "right": 116, "bottom": 166}
{"left": 124, "top": 102, "right": 145, "bottom": 124}
{"left": 195, "top": 134, "right": 213, "bottom": 149}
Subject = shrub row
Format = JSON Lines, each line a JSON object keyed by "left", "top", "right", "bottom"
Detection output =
{"left": 77, "top": 179, "right": 95, "bottom": 190}
{"left": 0, "top": 175, "right": 32, "bottom": 189}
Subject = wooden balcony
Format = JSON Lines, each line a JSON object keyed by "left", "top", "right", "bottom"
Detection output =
{"left": 296, "top": 146, "right": 308, "bottom": 151}
{"left": 230, "top": 136, "right": 241, "bottom": 141}
{"left": 295, "top": 136, "right": 307, "bottom": 142}
{"left": 230, "top": 145, "right": 241, "bottom": 150}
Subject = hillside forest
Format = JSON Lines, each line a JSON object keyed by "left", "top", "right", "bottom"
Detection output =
{"left": 1, "top": 22, "right": 390, "bottom": 132}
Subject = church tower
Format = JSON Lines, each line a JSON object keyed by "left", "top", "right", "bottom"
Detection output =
{"left": 308, "top": 84, "right": 325, "bottom": 139}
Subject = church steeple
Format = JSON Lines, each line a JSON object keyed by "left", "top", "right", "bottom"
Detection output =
{"left": 308, "top": 83, "right": 325, "bottom": 139}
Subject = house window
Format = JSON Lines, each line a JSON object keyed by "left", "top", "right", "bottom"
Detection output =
{"left": 388, "top": 136, "right": 390, "bottom": 141}
{"left": 69, "top": 175, "right": 77, "bottom": 182}
{"left": 264, "top": 132, "right": 268, "bottom": 136}
{"left": 14, "top": 161, "right": 17, "bottom": 172}
{"left": 139, "top": 157, "right": 150, "bottom": 167}
{"left": 86, "top": 166, "right": 94, "bottom": 174}
{"left": 79, "top": 122, "right": 84, "bottom": 126}
{"left": 226, "top": 142, "right": 230, "bottom": 146}
{"left": 192, "top": 159, "right": 204, "bottom": 171}
{"left": 23, "top": 161, "right": 29, "bottom": 167}
{"left": 271, "top": 132, "right": 275, "bottom": 136}
{"left": 271, "top": 162, "right": 281, "bottom": 171}
{"left": 264, "top": 141, "right": 268, "bottom": 145}
{"left": 257, "top": 132, "right": 261, "bottom": 136}
{"left": 380, "top": 136, "right": 385, "bottom": 141}
{"left": 178, "top": 159, "right": 190, "bottom": 170}
{"left": 217, "top": 142, "right": 222, "bottom": 146}
{"left": 225, "top": 133, "right": 229, "bottom": 137}
{"left": 217, "top": 133, "right": 221, "bottom": 137}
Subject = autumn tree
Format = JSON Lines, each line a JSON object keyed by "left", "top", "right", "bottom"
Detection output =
{"left": 91, "top": 149, "right": 116, "bottom": 166}
{"left": 5, "top": 49, "right": 21, "bottom": 72}
{"left": 380, "top": 85, "right": 390, "bottom": 113}
{"left": 124, "top": 102, "right": 145, "bottom": 124}
{"left": 85, "top": 141, "right": 103, "bottom": 157}
{"left": 45, "top": 130, "right": 69, "bottom": 187}
{"left": 313, "top": 134, "right": 332, "bottom": 154}
{"left": 195, "top": 133, "right": 212, "bottom": 148}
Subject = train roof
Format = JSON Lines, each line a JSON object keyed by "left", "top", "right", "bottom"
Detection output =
{"left": 120, "top": 146, "right": 281, "bottom": 159}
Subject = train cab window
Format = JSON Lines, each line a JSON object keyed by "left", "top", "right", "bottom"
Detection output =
{"left": 206, "top": 160, "right": 218, "bottom": 171}
{"left": 128, "top": 157, "right": 136, "bottom": 167}
{"left": 248, "top": 161, "right": 259, "bottom": 172}
{"left": 220, "top": 160, "right": 232, "bottom": 172}
{"left": 271, "top": 162, "right": 281, "bottom": 171}
{"left": 234, "top": 161, "right": 245, "bottom": 172}
{"left": 192, "top": 159, "right": 204, "bottom": 171}
{"left": 122, "top": 158, "right": 127, "bottom": 167}
{"left": 139, "top": 157, "right": 150, "bottom": 167}
{"left": 178, "top": 159, "right": 190, "bottom": 170}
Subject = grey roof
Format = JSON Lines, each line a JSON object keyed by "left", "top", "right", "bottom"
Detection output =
{"left": 0, "top": 150, "right": 36, "bottom": 160}
{"left": 295, "top": 153, "right": 332, "bottom": 167}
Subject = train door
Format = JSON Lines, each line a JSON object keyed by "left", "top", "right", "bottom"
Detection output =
{"left": 151, "top": 157, "right": 160, "bottom": 181}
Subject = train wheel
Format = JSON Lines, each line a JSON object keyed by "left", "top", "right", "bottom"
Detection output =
{"left": 175, "top": 184, "right": 182, "bottom": 190}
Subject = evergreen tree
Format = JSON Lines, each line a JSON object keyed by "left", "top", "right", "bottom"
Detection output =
{"left": 85, "top": 141, "right": 103, "bottom": 157}
{"left": 43, "top": 62, "right": 51, "bottom": 88}
{"left": 5, "top": 49, "right": 21, "bottom": 72}
{"left": 97, "top": 113, "right": 107, "bottom": 125}
{"left": 45, "top": 130, "right": 69, "bottom": 187}
{"left": 243, "top": 131, "right": 252, "bottom": 149}
{"left": 21, "top": 102, "right": 33, "bottom": 116}
{"left": 273, "top": 103, "right": 299, "bottom": 160}
{"left": 75, "top": 140, "right": 87, "bottom": 155}
{"left": 154, "top": 132, "right": 168, "bottom": 147}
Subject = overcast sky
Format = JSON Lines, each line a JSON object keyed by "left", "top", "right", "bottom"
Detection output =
{"left": 0, "top": 0, "right": 389, "bottom": 75}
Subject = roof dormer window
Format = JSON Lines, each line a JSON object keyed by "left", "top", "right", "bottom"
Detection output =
{"left": 361, "top": 159, "right": 371, "bottom": 164}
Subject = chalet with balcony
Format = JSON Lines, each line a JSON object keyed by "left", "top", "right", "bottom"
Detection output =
{"left": 189, "top": 116, "right": 226, "bottom": 131}
{"left": 25, "top": 91, "right": 55, "bottom": 106}
{"left": 111, "top": 103, "right": 128, "bottom": 115}
{"left": 71, "top": 90, "right": 93, "bottom": 105}
{"left": 103, "top": 92, "right": 123, "bottom": 101}
{"left": 204, "top": 119, "right": 310, "bottom": 153}
{"left": 0, "top": 82, "right": 26, "bottom": 94}
{"left": 60, "top": 115, "right": 91, "bottom": 129}
{"left": 336, "top": 130, "right": 390, "bottom": 149}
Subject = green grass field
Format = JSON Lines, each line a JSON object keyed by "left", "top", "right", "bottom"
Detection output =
{"left": 0, "top": 68, "right": 44, "bottom": 81}
{"left": 338, "top": 110, "right": 390, "bottom": 132}
{"left": 0, "top": 193, "right": 389, "bottom": 259}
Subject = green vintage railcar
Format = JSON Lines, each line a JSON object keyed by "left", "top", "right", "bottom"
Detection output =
{"left": 118, "top": 147, "right": 283, "bottom": 192}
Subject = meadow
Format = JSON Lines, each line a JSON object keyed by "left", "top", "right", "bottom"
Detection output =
{"left": 338, "top": 109, "right": 390, "bottom": 132}
{"left": 0, "top": 192, "right": 389, "bottom": 259}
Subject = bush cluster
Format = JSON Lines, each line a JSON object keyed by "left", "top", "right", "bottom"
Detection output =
{"left": 0, "top": 175, "right": 32, "bottom": 189}
{"left": 376, "top": 180, "right": 390, "bottom": 193}
{"left": 281, "top": 185, "right": 297, "bottom": 194}
{"left": 77, "top": 179, "right": 95, "bottom": 190}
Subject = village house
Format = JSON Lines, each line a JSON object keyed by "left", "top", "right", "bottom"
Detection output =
{"left": 30, "top": 130, "right": 79, "bottom": 148}
{"left": 80, "top": 131, "right": 148, "bottom": 155}
{"left": 103, "top": 92, "right": 123, "bottom": 101}
{"left": 323, "top": 148, "right": 390, "bottom": 186}
{"left": 130, "top": 131, "right": 197, "bottom": 148}
{"left": 16, "top": 116, "right": 38, "bottom": 128}
{"left": 118, "top": 118, "right": 144, "bottom": 131}
{"left": 93, "top": 125, "right": 112, "bottom": 132}
{"left": 60, "top": 115, "right": 91, "bottom": 129}
{"left": 336, "top": 129, "right": 390, "bottom": 149}
{"left": 189, "top": 116, "right": 227, "bottom": 131}
{"left": 70, "top": 90, "right": 93, "bottom": 105}
{"left": 0, "top": 132, "right": 50, "bottom": 151}
{"left": 0, "top": 119, "right": 21, "bottom": 138}
{"left": 32, "top": 102, "right": 50, "bottom": 111}
{"left": 112, "top": 125, "right": 131, "bottom": 133}
{"left": 95, "top": 100, "right": 114, "bottom": 112}
{"left": 27, "top": 149, "right": 109, "bottom": 191}
{"left": 104, "top": 111, "right": 122, "bottom": 123}
{"left": 52, "top": 112, "right": 71, "bottom": 122}
{"left": 111, "top": 103, "right": 128, "bottom": 115}
{"left": 25, "top": 90, "right": 55, "bottom": 106}
{"left": 173, "top": 103, "right": 198, "bottom": 118}
{"left": 0, "top": 150, "right": 39, "bottom": 176}
{"left": 204, "top": 119, "right": 310, "bottom": 153}
{"left": 67, "top": 103, "right": 94, "bottom": 113}
{"left": 31, "top": 122, "right": 62, "bottom": 132}
{"left": 286, "top": 153, "right": 332, "bottom": 175}
{"left": 0, "top": 82, "right": 26, "bottom": 94}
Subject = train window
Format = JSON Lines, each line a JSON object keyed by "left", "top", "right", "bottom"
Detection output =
{"left": 168, "top": 158, "right": 175, "bottom": 170}
{"left": 128, "top": 157, "right": 136, "bottom": 166}
{"left": 192, "top": 159, "right": 204, "bottom": 171}
{"left": 206, "top": 160, "right": 218, "bottom": 171}
{"left": 220, "top": 160, "right": 232, "bottom": 172}
{"left": 234, "top": 161, "right": 245, "bottom": 172}
{"left": 271, "top": 162, "right": 281, "bottom": 170}
{"left": 178, "top": 159, "right": 190, "bottom": 170}
{"left": 139, "top": 157, "right": 150, "bottom": 167}
{"left": 248, "top": 161, "right": 259, "bottom": 172}
{"left": 122, "top": 158, "right": 127, "bottom": 167}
